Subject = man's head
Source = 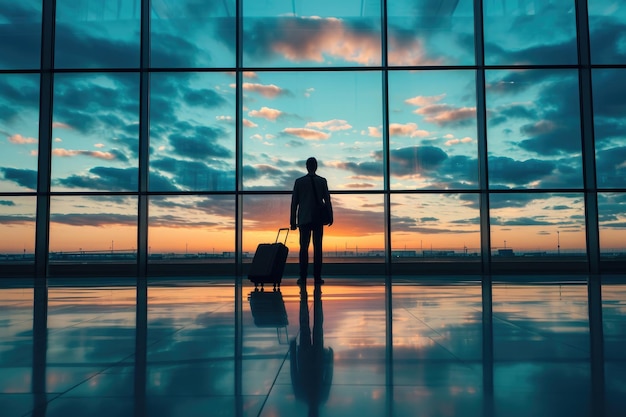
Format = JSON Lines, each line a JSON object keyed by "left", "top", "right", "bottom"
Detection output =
{"left": 306, "top": 157, "right": 317, "bottom": 174}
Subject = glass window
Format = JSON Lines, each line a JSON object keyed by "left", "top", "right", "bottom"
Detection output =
{"left": 149, "top": 72, "right": 236, "bottom": 192}
{"left": 323, "top": 194, "right": 385, "bottom": 264}
{"left": 388, "top": 70, "right": 478, "bottom": 189}
{"left": 242, "top": 194, "right": 385, "bottom": 264}
{"left": 51, "top": 73, "right": 140, "bottom": 192}
{"left": 148, "top": 195, "right": 235, "bottom": 263}
{"left": 490, "top": 193, "right": 587, "bottom": 260}
{"left": 49, "top": 195, "right": 137, "bottom": 263}
{"left": 387, "top": 0, "right": 475, "bottom": 66}
{"left": 242, "top": 71, "right": 383, "bottom": 190}
{"left": 243, "top": 0, "right": 382, "bottom": 67}
{"left": 588, "top": 0, "right": 626, "bottom": 64}
{"left": 0, "top": 74, "right": 40, "bottom": 192}
{"left": 486, "top": 70, "right": 583, "bottom": 190}
{"left": 391, "top": 193, "right": 480, "bottom": 262}
{"left": 598, "top": 192, "right": 626, "bottom": 260}
{"left": 242, "top": 194, "right": 293, "bottom": 261}
{"left": 483, "top": 0, "right": 577, "bottom": 65}
{"left": 592, "top": 69, "right": 626, "bottom": 188}
{"left": 0, "top": 0, "right": 42, "bottom": 69}
{"left": 0, "top": 196, "right": 36, "bottom": 263}
{"left": 151, "top": 0, "right": 236, "bottom": 68}
{"left": 55, "top": 0, "right": 140, "bottom": 68}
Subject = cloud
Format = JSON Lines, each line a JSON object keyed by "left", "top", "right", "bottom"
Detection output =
{"left": 151, "top": 157, "right": 234, "bottom": 191}
{"left": 488, "top": 156, "right": 555, "bottom": 187}
{"left": 168, "top": 127, "right": 232, "bottom": 160}
{"left": 183, "top": 88, "right": 227, "bottom": 108}
{"left": 56, "top": 167, "right": 139, "bottom": 191}
{"left": 244, "top": 16, "right": 382, "bottom": 65}
{"left": 444, "top": 137, "right": 473, "bottom": 146}
{"left": 0, "top": 199, "right": 16, "bottom": 206}
{"left": 248, "top": 106, "right": 283, "bottom": 121}
{"left": 0, "top": 168, "right": 37, "bottom": 189}
{"left": 236, "top": 82, "right": 286, "bottom": 98}
{"left": 405, "top": 94, "right": 446, "bottom": 107}
{"left": 8, "top": 134, "right": 37, "bottom": 144}
{"left": 0, "top": 214, "right": 34, "bottom": 225}
{"left": 52, "top": 148, "right": 119, "bottom": 160}
{"left": 389, "top": 122, "right": 430, "bottom": 138}
{"left": 282, "top": 128, "right": 330, "bottom": 141}
{"left": 50, "top": 213, "right": 137, "bottom": 227}
{"left": 305, "top": 119, "right": 352, "bottom": 132}
{"left": 366, "top": 126, "right": 382, "bottom": 137}
{"left": 414, "top": 104, "right": 476, "bottom": 126}
{"left": 387, "top": 146, "right": 449, "bottom": 175}
{"left": 243, "top": 119, "right": 258, "bottom": 128}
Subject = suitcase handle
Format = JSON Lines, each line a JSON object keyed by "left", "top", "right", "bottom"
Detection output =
{"left": 276, "top": 228, "right": 289, "bottom": 244}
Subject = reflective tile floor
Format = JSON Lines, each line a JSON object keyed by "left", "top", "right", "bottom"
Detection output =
{"left": 0, "top": 277, "right": 625, "bottom": 417}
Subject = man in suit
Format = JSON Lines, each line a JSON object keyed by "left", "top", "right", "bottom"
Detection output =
{"left": 290, "top": 157, "right": 333, "bottom": 285}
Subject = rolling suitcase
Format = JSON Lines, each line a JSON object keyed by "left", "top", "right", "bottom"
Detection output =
{"left": 248, "top": 228, "right": 289, "bottom": 289}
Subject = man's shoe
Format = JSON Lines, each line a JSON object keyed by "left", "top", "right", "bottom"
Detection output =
{"left": 314, "top": 279, "right": 325, "bottom": 285}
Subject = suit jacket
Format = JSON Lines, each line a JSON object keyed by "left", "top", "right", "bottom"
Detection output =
{"left": 291, "top": 173, "right": 333, "bottom": 227}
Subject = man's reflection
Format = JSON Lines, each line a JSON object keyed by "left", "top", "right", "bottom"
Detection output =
{"left": 290, "top": 282, "right": 333, "bottom": 417}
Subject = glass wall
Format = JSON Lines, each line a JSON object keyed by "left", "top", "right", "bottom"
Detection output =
{"left": 0, "top": 0, "right": 624, "bottom": 277}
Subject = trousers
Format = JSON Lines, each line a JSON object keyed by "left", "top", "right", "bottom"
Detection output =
{"left": 298, "top": 222, "right": 323, "bottom": 280}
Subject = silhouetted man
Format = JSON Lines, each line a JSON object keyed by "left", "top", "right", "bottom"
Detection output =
{"left": 290, "top": 157, "right": 333, "bottom": 285}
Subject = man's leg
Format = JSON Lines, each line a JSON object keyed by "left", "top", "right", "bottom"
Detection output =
{"left": 312, "top": 224, "right": 324, "bottom": 281}
{"left": 299, "top": 224, "right": 312, "bottom": 280}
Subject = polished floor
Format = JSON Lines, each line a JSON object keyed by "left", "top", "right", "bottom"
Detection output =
{"left": 0, "top": 276, "right": 625, "bottom": 417}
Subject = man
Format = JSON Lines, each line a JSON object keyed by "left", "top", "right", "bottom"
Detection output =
{"left": 290, "top": 157, "right": 333, "bottom": 285}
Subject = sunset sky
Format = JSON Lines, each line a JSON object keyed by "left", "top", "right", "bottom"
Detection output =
{"left": 0, "top": 0, "right": 625, "bottom": 256}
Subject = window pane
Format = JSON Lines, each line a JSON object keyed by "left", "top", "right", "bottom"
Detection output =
{"left": 243, "top": 0, "right": 382, "bottom": 67}
{"left": 483, "top": 0, "right": 577, "bottom": 65}
{"left": 243, "top": 194, "right": 293, "bottom": 261}
{"left": 151, "top": 0, "right": 236, "bottom": 68}
{"left": 148, "top": 195, "right": 235, "bottom": 263}
{"left": 592, "top": 69, "right": 626, "bottom": 188}
{"left": 149, "top": 72, "right": 235, "bottom": 192}
{"left": 324, "top": 194, "right": 385, "bottom": 263}
{"left": 0, "top": 196, "right": 35, "bottom": 263}
{"left": 49, "top": 195, "right": 137, "bottom": 263}
{"left": 0, "top": 74, "right": 39, "bottom": 192}
{"left": 589, "top": 0, "right": 626, "bottom": 64}
{"left": 490, "top": 193, "right": 587, "bottom": 260}
{"left": 598, "top": 192, "right": 626, "bottom": 260}
{"left": 51, "top": 73, "right": 140, "bottom": 192}
{"left": 387, "top": 0, "right": 474, "bottom": 66}
{"left": 0, "top": 0, "right": 41, "bottom": 69}
{"left": 242, "top": 71, "right": 383, "bottom": 190}
{"left": 242, "top": 194, "right": 385, "bottom": 264}
{"left": 388, "top": 70, "right": 478, "bottom": 189}
{"left": 55, "top": 0, "right": 140, "bottom": 68}
{"left": 391, "top": 193, "right": 480, "bottom": 262}
{"left": 486, "top": 70, "right": 582, "bottom": 189}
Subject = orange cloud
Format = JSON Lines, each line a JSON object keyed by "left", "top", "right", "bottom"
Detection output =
{"left": 241, "top": 82, "right": 285, "bottom": 98}
{"left": 405, "top": 94, "right": 446, "bottom": 107}
{"left": 444, "top": 136, "right": 474, "bottom": 146}
{"left": 306, "top": 119, "right": 352, "bottom": 131}
{"left": 248, "top": 106, "right": 283, "bottom": 121}
{"left": 389, "top": 122, "right": 430, "bottom": 138}
{"left": 282, "top": 128, "right": 330, "bottom": 140}
{"left": 414, "top": 105, "right": 476, "bottom": 125}
{"left": 52, "top": 148, "right": 117, "bottom": 160}
{"left": 8, "top": 134, "right": 37, "bottom": 144}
